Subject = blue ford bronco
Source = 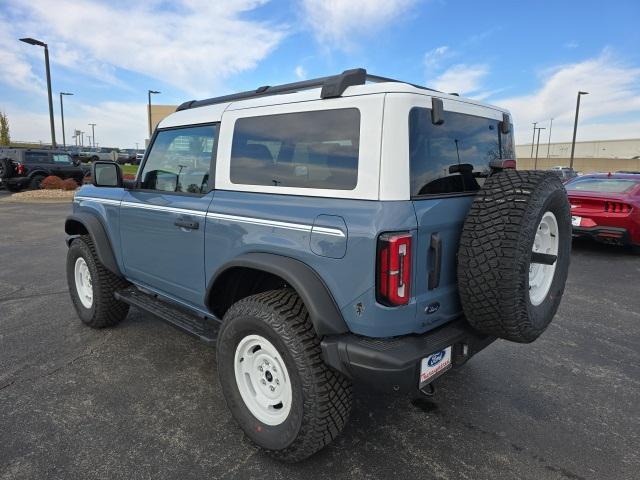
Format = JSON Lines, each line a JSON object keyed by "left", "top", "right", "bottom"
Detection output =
{"left": 65, "top": 69, "right": 571, "bottom": 461}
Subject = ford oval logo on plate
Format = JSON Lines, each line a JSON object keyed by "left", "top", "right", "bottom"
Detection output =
{"left": 427, "top": 350, "right": 445, "bottom": 367}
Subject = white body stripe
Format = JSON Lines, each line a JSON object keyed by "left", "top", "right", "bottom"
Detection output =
{"left": 74, "top": 196, "right": 121, "bottom": 206}
{"left": 74, "top": 196, "right": 345, "bottom": 237}
{"left": 120, "top": 201, "right": 208, "bottom": 217}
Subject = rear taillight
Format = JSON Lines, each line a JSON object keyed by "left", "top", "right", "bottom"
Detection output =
{"left": 604, "top": 201, "right": 632, "bottom": 213}
{"left": 376, "top": 232, "right": 412, "bottom": 306}
{"left": 16, "top": 163, "right": 25, "bottom": 175}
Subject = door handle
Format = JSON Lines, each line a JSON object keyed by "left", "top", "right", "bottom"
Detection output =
{"left": 174, "top": 218, "right": 199, "bottom": 230}
{"left": 428, "top": 233, "right": 442, "bottom": 290}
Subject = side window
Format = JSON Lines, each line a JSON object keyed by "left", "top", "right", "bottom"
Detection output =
{"left": 24, "top": 152, "right": 51, "bottom": 164}
{"left": 230, "top": 109, "right": 360, "bottom": 190}
{"left": 139, "top": 124, "right": 217, "bottom": 194}
{"left": 52, "top": 154, "right": 73, "bottom": 164}
{"left": 409, "top": 108, "right": 502, "bottom": 197}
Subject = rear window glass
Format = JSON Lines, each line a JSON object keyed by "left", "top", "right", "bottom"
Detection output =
{"left": 566, "top": 178, "right": 638, "bottom": 193}
{"left": 409, "top": 108, "right": 510, "bottom": 197}
{"left": 230, "top": 109, "right": 360, "bottom": 190}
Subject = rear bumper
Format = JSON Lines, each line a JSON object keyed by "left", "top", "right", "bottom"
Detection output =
{"left": 572, "top": 225, "right": 632, "bottom": 245}
{"left": 0, "top": 177, "right": 30, "bottom": 188}
{"left": 321, "top": 319, "right": 495, "bottom": 394}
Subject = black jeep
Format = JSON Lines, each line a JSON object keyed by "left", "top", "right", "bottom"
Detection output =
{"left": 0, "top": 148, "right": 87, "bottom": 191}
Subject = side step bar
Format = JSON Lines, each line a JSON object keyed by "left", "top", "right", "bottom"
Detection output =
{"left": 114, "top": 286, "right": 219, "bottom": 344}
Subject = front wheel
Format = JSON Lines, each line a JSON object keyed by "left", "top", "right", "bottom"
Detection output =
{"left": 66, "top": 235, "right": 130, "bottom": 328}
{"left": 216, "top": 289, "right": 352, "bottom": 462}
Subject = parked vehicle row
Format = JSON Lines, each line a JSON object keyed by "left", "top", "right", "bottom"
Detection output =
{"left": 0, "top": 148, "right": 88, "bottom": 191}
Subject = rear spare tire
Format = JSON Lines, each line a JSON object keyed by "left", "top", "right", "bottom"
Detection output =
{"left": 457, "top": 170, "right": 571, "bottom": 343}
{"left": 0, "top": 158, "right": 14, "bottom": 179}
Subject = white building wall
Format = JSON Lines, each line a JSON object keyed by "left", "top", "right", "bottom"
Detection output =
{"left": 516, "top": 138, "right": 640, "bottom": 159}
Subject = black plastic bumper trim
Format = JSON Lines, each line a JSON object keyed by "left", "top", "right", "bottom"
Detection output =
{"left": 321, "top": 319, "right": 495, "bottom": 394}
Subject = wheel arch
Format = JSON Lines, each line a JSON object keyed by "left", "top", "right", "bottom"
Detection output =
{"left": 206, "top": 253, "right": 349, "bottom": 337}
{"left": 65, "top": 213, "right": 122, "bottom": 277}
{"left": 28, "top": 169, "right": 50, "bottom": 179}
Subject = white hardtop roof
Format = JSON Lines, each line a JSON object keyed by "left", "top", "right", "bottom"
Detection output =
{"left": 159, "top": 81, "right": 509, "bottom": 129}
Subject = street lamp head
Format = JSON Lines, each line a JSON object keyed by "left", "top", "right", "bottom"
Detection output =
{"left": 579, "top": 91, "right": 589, "bottom": 95}
{"left": 19, "top": 37, "right": 46, "bottom": 47}
{"left": 149, "top": 90, "right": 160, "bottom": 95}
{"left": 60, "top": 92, "right": 73, "bottom": 96}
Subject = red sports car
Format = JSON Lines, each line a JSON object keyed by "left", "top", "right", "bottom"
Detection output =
{"left": 565, "top": 173, "right": 640, "bottom": 251}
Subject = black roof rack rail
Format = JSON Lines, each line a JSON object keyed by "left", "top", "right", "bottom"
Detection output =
{"left": 176, "top": 68, "right": 441, "bottom": 112}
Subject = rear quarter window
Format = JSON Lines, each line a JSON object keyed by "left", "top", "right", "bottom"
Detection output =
{"left": 230, "top": 109, "right": 360, "bottom": 190}
{"left": 24, "top": 152, "right": 51, "bottom": 164}
{"left": 409, "top": 108, "right": 510, "bottom": 197}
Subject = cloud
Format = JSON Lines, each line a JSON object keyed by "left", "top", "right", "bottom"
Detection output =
{"left": 563, "top": 40, "right": 579, "bottom": 49}
{"left": 4, "top": 101, "right": 148, "bottom": 148}
{"left": 294, "top": 65, "right": 307, "bottom": 80}
{"left": 0, "top": 22, "right": 45, "bottom": 95}
{"left": 3, "top": 0, "right": 287, "bottom": 96}
{"left": 429, "top": 63, "right": 489, "bottom": 95}
{"left": 494, "top": 52, "right": 640, "bottom": 143}
{"left": 424, "top": 46, "right": 452, "bottom": 72}
{"left": 301, "top": 0, "right": 418, "bottom": 47}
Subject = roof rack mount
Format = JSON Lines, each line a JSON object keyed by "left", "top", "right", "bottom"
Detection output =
{"left": 176, "top": 68, "right": 439, "bottom": 112}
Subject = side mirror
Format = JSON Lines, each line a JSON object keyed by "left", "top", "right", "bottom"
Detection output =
{"left": 500, "top": 113, "right": 511, "bottom": 134}
{"left": 431, "top": 97, "right": 445, "bottom": 125}
{"left": 92, "top": 161, "right": 123, "bottom": 188}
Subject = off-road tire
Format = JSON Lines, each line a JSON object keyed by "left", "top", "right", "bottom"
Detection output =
{"left": 0, "top": 158, "right": 14, "bottom": 179}
{"left": 66, "top": 235, "right": 130, "bottom": 328}
{"left": 30, "top": 175, "right": 45, "bottom": 190}
{"left": 216, "top": 289, "right": 353, "bottom": 462}
{"left": 457, "top": 170, "right": 571, "bottom": 343}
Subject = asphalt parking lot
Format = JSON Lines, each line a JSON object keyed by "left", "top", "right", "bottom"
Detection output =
{"left": 1, "top": 201, "right": 638, "bottom": 480}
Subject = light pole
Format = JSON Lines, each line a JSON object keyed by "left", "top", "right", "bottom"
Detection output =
{"left": 59, "top": 92, "right": 73, "bottom": 148}
{"left": 546, "top": 118, "right": 553, "bottom": 158}
{"left": 148, "top": 90, "right": 160, "bottom": 138}
{"left": 570, "top": 91, "right": 589, "bottom": 169}
{"left": 88, "top": 123, "right": 96, "bottom": 148}
{"left": 530, "top": 122, "right": 537, "bottom": 158}
{"left": 534, "top": 127, "right": 546, "bottom": 170}
{"left": 81, "top": 131, "right": 85, "bottom": 147}
{"left": 20, "top": 37, "right": 56, "bottom": 147}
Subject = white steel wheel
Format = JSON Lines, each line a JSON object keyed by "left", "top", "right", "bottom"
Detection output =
{"left": 74, "top": 257, "right": 94, "bottom": 309}
{"left": 234, "top": 334, "right": 293, "bottom": 426}
{"left": 529, "top": 211, "right": 559, "bottom": 306}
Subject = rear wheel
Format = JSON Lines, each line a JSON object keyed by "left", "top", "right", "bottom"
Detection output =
{"left": 216, "top": 289, "right": 352, "bottom": 462}
{"left": 30, "top": 175, "right": 45, "bottom": 190}
{"left": 458, "top": 170, "right": 571, "bottom": 343}
{"left": 66, "top": 235, "right": 130, "bottom": 328}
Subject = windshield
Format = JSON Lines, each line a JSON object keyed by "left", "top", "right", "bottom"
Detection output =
{"left": 567, "top": 178, "right": 639, "bottom": 193}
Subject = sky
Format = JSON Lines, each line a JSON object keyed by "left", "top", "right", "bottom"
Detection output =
{"left": 0, "top": 0, "right": 639, "bottom": 149}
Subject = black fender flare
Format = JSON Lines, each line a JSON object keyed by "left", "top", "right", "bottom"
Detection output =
{"left": 28, "top": 169, "right": 50, "bottom": 179}
{"left": 206, "top": 253, "right": 349, "bottom": 337}
{"left": 65, "top": 213, "right": 122, "bottom": 277}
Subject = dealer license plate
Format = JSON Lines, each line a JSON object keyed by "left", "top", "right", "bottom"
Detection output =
{"left": 571, "top": 216, "right": 582, "bottom": 227}
{"left": 419, "top": 346, "right": 452, "bottom": 387}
